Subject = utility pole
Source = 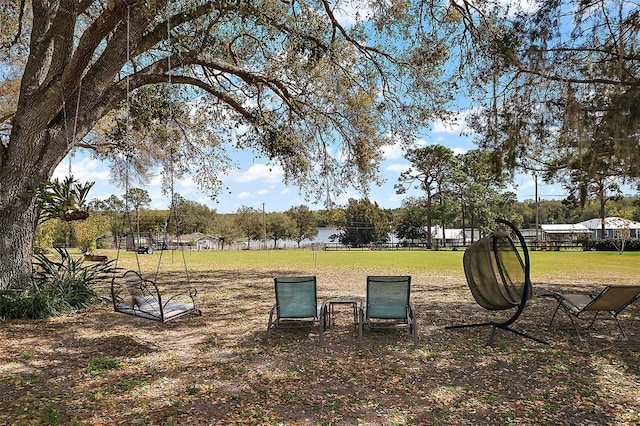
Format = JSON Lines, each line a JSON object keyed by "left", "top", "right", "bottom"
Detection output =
{"left": 262, "top": 202, "right": 267, "bottom": 250}
{"left": 535, "top": 174, "right": 540, "bottom": 244}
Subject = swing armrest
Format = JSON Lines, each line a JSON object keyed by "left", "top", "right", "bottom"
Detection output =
{"left": 111, "top": 270, "right": 162, "bottom": 309}
{"left": 162, "top": 287, "right": 198, "bottom": 307}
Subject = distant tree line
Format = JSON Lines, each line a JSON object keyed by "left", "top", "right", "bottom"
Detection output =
{"left": 34, "top": 185, "right": 640, "bottom": 251}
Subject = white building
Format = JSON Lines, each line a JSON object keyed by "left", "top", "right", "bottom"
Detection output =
{"left": 578, "top": 217, "right": 640, "bottom": 239}
{"left": 540, "top": 223, "right": 592, "bottom": 242}
{"left": 431, "top": 226, "right": 482, "bottom": 247}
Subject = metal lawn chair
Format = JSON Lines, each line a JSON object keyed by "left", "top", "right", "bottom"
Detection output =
{"left": 544, "top": 285, "right": 640, "bottom": 340}
{"left": 264, "top": 276, "right": 327, "bottom": 343}
{"left": 358, "top": 275, "right": 418, "bottom": 345}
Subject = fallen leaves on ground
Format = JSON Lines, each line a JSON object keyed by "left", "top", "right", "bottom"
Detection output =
{"left": 1, "top": 266, "right": 640, "bottom": 425}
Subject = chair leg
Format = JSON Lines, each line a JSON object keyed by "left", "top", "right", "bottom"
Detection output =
{"left": 352, "top": 303, "right": 358, "bottom": 329}
{"left": 547, "top": 301, "right": 563, "bottom": 329}
{"left": 548, "top": 302, "right": 585, "bottom": 340}
{"left": 409, "top": 306, "right": 418, "bottom": 346}
{"left": 584, "top": 310, "right": 630, "bottom": 340}
{"left": 358, "top": 308, "right": 364, "bottom": 345}
{"left": 612, "top": 314, "right": 628, "bottom": 340}
{"left": 576, "top": 310, "right": 629, "bottom": 341}
{"left": 264, "top": 325, "right": 272, "bottom": 344}
{"left": 318, "top": 306, "right": 326, "bottom": 343}
{"left": 264, "top": 308, "right": 276, "bottom": 344}
{"left": 566, "top": 311, "right": 584, "bottom": 341}
{"left": 585, "top": 311, "right": 601, "bottom": 330}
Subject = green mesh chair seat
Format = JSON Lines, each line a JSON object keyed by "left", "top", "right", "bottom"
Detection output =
{"left": 358, "top": 276, "right": 418, "bottom": 345}
{"left": 264, "top": 276, "right": 327, "bottom": 343}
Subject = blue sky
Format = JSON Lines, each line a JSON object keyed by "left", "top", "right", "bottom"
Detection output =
{"left": 53, "top": 113, "right": 567, "bottom": 214}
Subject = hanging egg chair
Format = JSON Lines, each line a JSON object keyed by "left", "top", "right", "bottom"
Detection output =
{"left": 446, "top": 219, "right": 547, "bottom": 346}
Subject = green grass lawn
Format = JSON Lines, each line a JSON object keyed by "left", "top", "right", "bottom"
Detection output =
{"left": 101, "top": 247, "right": 640, "bottom": 283}
{"left": 530, "top": 250, "right": 640, "bottom": 278}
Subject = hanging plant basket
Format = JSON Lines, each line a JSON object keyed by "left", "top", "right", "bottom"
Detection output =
{"left": 36, "top": 176, "right": 94, "bottom": 223}
{"left": 62, "top": 209, "right": 90, "bottom": 221}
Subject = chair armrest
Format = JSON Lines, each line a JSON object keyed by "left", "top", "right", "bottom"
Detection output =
{"left": 162, "top": 288, "right": 198, "bottom": 308}
{"left": 537, "top": 293, "right": 556, "bottom": 298}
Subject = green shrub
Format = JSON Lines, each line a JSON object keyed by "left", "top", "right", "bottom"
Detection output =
{"left": 590, "top": 238, "right": 640, "bottom": 251}
{"left": 0, "top": 248, "right": 116, "bottom": 319}
{"left": 0, "top": 289, "right": 57, "bottom": 319}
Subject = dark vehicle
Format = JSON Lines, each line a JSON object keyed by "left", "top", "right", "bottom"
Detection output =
{"left": 136, "top": 246, "right": 154, "bottom": 254}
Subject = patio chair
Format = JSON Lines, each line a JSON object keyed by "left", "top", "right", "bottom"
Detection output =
{"left": 544, "top": 285, "right": 640, "bottom": 340}
{"left": 264, "top": 276, "right": 327, "bottom": 343}
{"left": 446, "top": 219, "right": 547, "bottom": 346}
{"left": 358, "top": 275, "right": 418, "bottom": 345}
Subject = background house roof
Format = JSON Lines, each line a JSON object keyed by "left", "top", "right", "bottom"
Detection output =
{"left": 578, "top": 217, "right": 640, "bottom": 230}
{"left": 540, "top": 224, "right": 591, "bottom": 234}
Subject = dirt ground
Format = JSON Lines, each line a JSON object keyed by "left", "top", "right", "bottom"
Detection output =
{"left": 1, "top": 265, "right": 640, "bottom": 425}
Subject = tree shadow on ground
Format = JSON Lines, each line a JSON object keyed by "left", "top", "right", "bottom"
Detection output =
{"left": 1, "top": 268, "right": 640, "bottom": 424}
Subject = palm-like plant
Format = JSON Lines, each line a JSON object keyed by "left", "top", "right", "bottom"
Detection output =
{"left": 36, "top": 175, "right": 94, "bottom": 223}
{"left": 0, "top": 248, "right": 116, "bottom": 319}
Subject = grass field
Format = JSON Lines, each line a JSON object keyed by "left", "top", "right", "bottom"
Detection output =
{"left": 110, "top": 247, "right": 640, "bottom": 283}
{"left": 2, "top": 247, "right": 640, "bottom": 425}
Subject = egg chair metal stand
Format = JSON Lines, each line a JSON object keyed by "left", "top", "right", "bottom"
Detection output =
{"left": 446, "top": 219, "right": 547, "bottom": 346}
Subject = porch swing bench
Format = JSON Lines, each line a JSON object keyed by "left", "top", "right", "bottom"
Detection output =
{"left": 111, "top": 270, "right": 201, "bottom": 322}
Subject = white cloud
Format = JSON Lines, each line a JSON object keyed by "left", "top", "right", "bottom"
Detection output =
{"left": 381, "top": 142, "right": 405, "bottom": 160}
{"left": 332, "top": 0, "right": 371, "bottom": 27}
{"left": 501, "top": 0, "right": 539, "bottom": 14}
{"left": 381, "top": 137, "right": 427, "bottom": 160}
{"left": 433, "top": 117, "right": 464, "bottom": 134}
{"left": 382, "top": 191, "right": 406, "bottom": 206}
{"left": 335, "top": 191, "right": 358, "bottom": 206}
{"left": 148, "top": 173, "right": 163, "bottom": 186}
{"left": 177, "top": 176, "right": 198, "bottom": 194}
{"left": 54, "top": 157, "right": 110, "bottom": 182}
{"left": 231, "top": 163, "right": 283, "bottom": 184}
{"left": 452, "top": 147, "right": 467, "bottom": 156}
{"left": 237, "top": 192, "right": 251, "bottom": 199}
{"left": 521, "top": 178, "right": 535, "bottom": 189}
{"left": 386, "top": 163, "right": 410, "bottom": 174}
{"left": 453, "top": 0, "right": 539, "bottom": 17}
{"left": 257, "top": 188, "right": 270, "bottom": 196}
{"left": 414, "top": 138, "right": 428, "bottom": 148}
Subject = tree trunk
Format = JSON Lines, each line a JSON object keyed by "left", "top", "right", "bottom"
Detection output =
{"left": 0, "top": 198, "right": 39, "bottom": 290}
{"left": 599, "top": 192, "right": 606, "bottom": 238}
{"left": 460, "top": 201, "right": 467, "bottom": 247}
{"left": 470, "top": 214, "right": 476, "bottom": 244}
{"left": 1, "top": 92, "right": 69, "bottom": 291}
{"left": 425, "top": 193, "right": 432, "bottom": 247}
{"left": 441, "top": 221, "right": 446, "bottom": 248}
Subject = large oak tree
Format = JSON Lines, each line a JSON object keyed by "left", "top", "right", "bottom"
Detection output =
{"left": 0, "top": 0, "right": 457, "bottom": 290}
